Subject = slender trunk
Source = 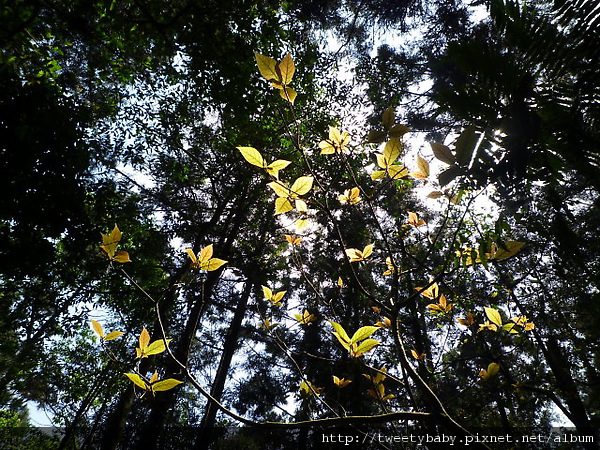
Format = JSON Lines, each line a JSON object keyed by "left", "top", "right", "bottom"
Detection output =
{"left": 194, "top": 281, "right": 253, "bottom": 449}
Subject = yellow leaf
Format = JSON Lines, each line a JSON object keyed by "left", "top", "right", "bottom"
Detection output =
{"left": 353, "top": 339, "right": 379, "bottom": 357}
{"left": 407, "top": 211, "right": 425, "bottom": 227}
{"left": 362, "top": 244, "right": 374, "bottom": 259}
{"left": 266, "top": 159, "right": 291, "bottom": 177}
{"left": 152, "top": 378, "right": 183, "bottom": 392}
{"left": 345, "top": 248, "right": 363, "bottom": 262}
{"left": 149, "top": 371, "right": 159, "bottom": 384}
{"left": 387, "top": 164, "right": 409, "bottom": 179}
{"left": 295, "top": 199, "right": 308, "bottom": 212}
{"left": 415, "top": 282, "right": 439, "bottom": 299}
{"left": 238, "top": 146, "right": 266, "bottom": 168}
{"left": 262, "top": 286, "right": 273, "bottom": 299}
{"left": 145, "top": 338, "right": 171, "bottom": 356}
{"left": 204, "top": 258, "right": 227, "bottom": 271}
{"left": 139, "top": 327, "right": 150, "bottom": 351}
{"left": 254, "top": 53, "right": 279, "bottom": 82}
{"left": 290, "top": 176, "right": 313, "bottom": 196}
{"left": 370, "top": 170, "right": 386, "bottom": 180}
{"left": 493, "top": 241, "right": 525, "bottom": 261}
{"left": 285, "top": 234, "right": 302, "bottom": 245}
{"left": 104, "top": 331, "right": 124, "bottom": 341}
{"left": 350, "top": 325, "right": 379, "bottom": 344}
{"left": 338, "top": 187, "right": 362, "bottom": 205}
{"left": 294, "top": 310, "right": 316, "bottom": 325}
{"left": 107, "top": 225, "right": 122, "bottom": 245}
{"left": 125, "top": 373, "right": 148, "bottom": 390}
{"left": 337, "top": 277, "right": 344, "bottom": 288}
{"left": 113, "top": 251, "right": 131, "bottom": 263}
{"left": 277, "top": 53, "right": 295, "bottom": 84}
{"left": 382, "top": 138, "right": 401, "bottom": 166}
{"left": 185, "top": 248, "right": 198, "bottom": 265}
{"left": 484, "top": 307, "right": 503, "bottom": 327}
{"left": 319, "top": 126, "right": 351, "bottom": 154}
{"left": 91, "top": 319, "right": 104, "bottom": 338}
{"left": 295, "top": 218, "right": 309, "bottom": 231}
{"left": 268, "top": 180, "right": 291, "bottom": 198}
{"left": 333, "top": 376, "right": 352, "bottom": 388}
{"left": 199, "top": 244, "right": 214, "bottom": 264}
{"left": 275, "top": 197, "right": 294, "bottom": 214}
{"left": 279, "top": 86, "right": 297, "bottom": 103}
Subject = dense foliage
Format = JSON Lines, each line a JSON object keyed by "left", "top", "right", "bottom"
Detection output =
{"left": 1, "top": 1, "right": 599, "bottom": 449}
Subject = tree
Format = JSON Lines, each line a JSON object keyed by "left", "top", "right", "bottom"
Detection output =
{"left": 2, "top": 1, "right": 599, "bottom": 449}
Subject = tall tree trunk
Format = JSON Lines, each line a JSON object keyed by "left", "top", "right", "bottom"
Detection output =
{"left": 194, "top": 280, "right": 253, "bottom": 449}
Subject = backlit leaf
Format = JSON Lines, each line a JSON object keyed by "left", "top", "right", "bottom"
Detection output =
{"left": 382, "top": 138, "right": 401, "bottom": 166}
{"left": 268, "top": 180, "right": 291, "bottom": 197}
{"left": 238, "top": 146, "right": 266, "bottom": 168}
{"left": 91, "top": 319, "right": 104, "bottom": 338}
{"left": 145, "top": 338, "right": 171, "bottom": 356}
{"left": 152, "top": 378, "right": 183, "bottom": 392}
{"left": 295, "top": 199, "right": 308, "bottom": 212}
{"left": 353, "top": 339, "right": 379, "bottom": 356}
{"left": 329, "top": 321, "right": 350, "bottom": 343}
{"left": 415, "top": 155, "right": 429, "bottom": 178}
{"left": 105, "top": 331, "right": 124, "bottom": 341}
{"left": 350, "top": 325, "right": 379, "bottom": 344}
{"left": 366, "top": 130, "right": 387, "bottom": 143}
{"left": 387, "top": 165, "right": 408, "bottom": 179}
{"left": 279, "top": 86, "right": 297, "bottom": 103}
{"left": 494, "top": 241, "right": 525, "bottom": 261}
{"left": 125, "top": 373, "right": 148, "bottom": 390}
{"left": 277, "top": 53, "right": 295, "bottom": 84}
{"left": 430, "top": 142, "right": 455, "bottom": 165}
{"left": 455, "top": 126, "right": 478, "bottom": 167}
{"left": 139, "top": 327, "right": 150, "bottom": 351}
{"left": 266, "top": 159, "right": 291, "bottom": 177}
{"left": 290, "top": 176, "right": 313, "bottom": 196}
{"left": 333, "top": 376, "right": 352, "bottom": 388}
{"left": 389, "top": 124, "right": 410, "bottom": 137}
{"left": 254, "top": 53, "right": 279, "bottom": 82}
{"left": 205, "top": 258, "right": 227, "bottom": 271}
{"left": 275, "top": 197, "right": 294, "bottom": 214}
{"left": 484, "top": 307, "right": 503, "bottom": 327}
{"left": 382, "top": 106, "right": 395, "bottom": 130}
{"left": 113, "top": 251, "right": 131, "bottom": 263}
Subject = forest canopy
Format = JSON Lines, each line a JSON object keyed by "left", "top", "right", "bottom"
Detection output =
{"left": 1, "top": 0, "right": 599, "bottom": 449}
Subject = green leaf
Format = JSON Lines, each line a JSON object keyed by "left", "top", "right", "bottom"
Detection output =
{"left": 438, "top": 165, "right": 462, "bottom": 186}
{"left": 389, "top": 124, "right": 410, "bottom": 137}
{"left": 455, "top": 126, "right": 478, "bottom": 167}
{"left": 366, "top": 130, "right": 387, "bottom": 143}
{"left": 430, "top": 142, "right": 455, "bottom": 165}
{"left": 382, "top": 106, "right": 395, "bottom": 130}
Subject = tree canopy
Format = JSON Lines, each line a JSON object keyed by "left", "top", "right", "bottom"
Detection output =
{"left": 1, "top": 0, "right": 599, "bottom": 449}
